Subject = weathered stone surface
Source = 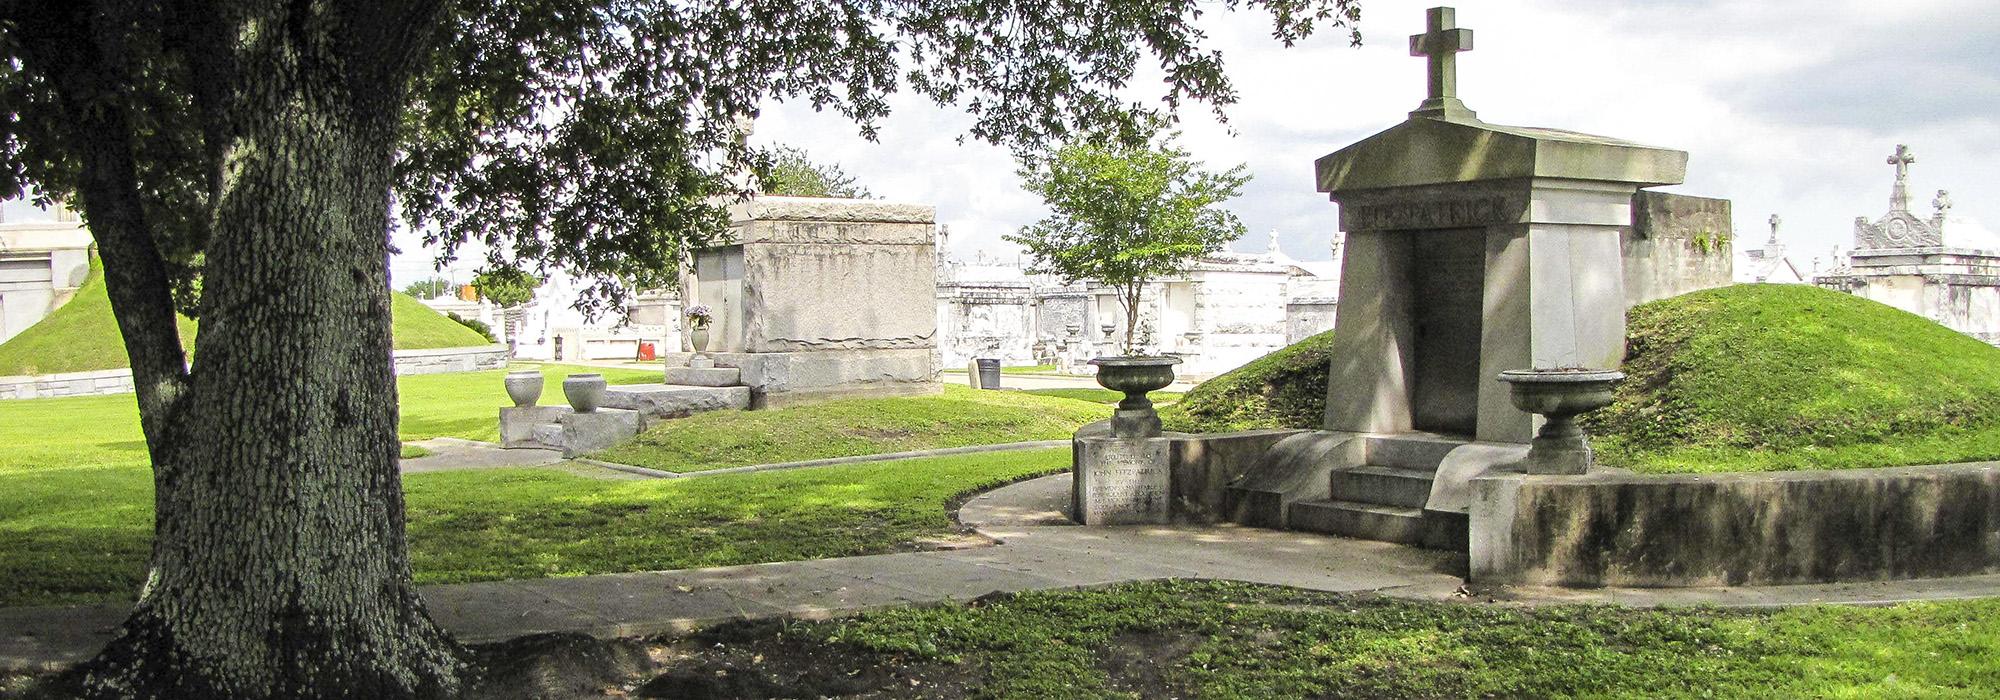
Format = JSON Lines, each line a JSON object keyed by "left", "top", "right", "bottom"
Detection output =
{"left": 392, "top": 344, "right": 509, "bottom": 376}
{"left": 1469, "top": 463, "right": 2000, "bottom": 587}
{"left": 663, "top": 366, "right": 741, "bottom": 387}
{"left": 1166, "top": 429, "right": 1307, "bottom": 523}
{"left": 709, "top": 349, "right": 939, "bottom": 409}
{"left": 1316, "top": 117, "right": 1686, "bottom": 197}
{"left": 1072, "top": 436, "right": 1173, "bottom": 525}
{"left": 1224, "top": 431, "right": 1364, "bottom": 528}
{"left": 1625, "top": 191, "right": 1733, "bottom": 307}
{"left": 559, "top": 409, "right": 644, "bottom": 458}
{"left": 600, "top": 383, "right": 751, "bottom": 418}
{"left": 728, "top": 196, "right": 936, "bottom": 227}
{"left": 500, "top": 405, "right": 572, "bottom": 449}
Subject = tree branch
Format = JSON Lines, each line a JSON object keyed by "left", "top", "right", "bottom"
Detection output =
{"left": 12, "top": 2, "right": 191, "bottom": 442}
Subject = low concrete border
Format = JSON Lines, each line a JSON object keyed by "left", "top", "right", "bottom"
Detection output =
{"left": 1470, "top": 461, "right": 2000, "bottom": 587}
{"left": 579, "top": 440, "right": 1071, "bottom": 479}
{"left": 0, "top": 344, "right": 508, "bottom": 400}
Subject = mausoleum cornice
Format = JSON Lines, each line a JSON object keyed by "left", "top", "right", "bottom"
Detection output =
{"left": 1314, "top": 117, "right": 1687, "bottom": 194}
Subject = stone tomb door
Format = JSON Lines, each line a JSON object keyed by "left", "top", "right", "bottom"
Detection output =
{"left": 1408, "top": 229, "right": 1485, "bottom": 436}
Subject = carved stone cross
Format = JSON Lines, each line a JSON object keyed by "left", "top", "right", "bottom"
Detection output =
{"left": 1409, "top": 7, "right": 1477, "bottom": 121}
{"left": 1887, "top": 144, "right": 1916, "bottom": 211}
{"left": 1767, "top": 213, "right": 1781, "bottom": 245}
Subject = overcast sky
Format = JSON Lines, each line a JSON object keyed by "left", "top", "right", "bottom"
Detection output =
{"left": 748, "top": 0, "right": 2000, "bottom": 274}
{"left": 10, "top": 0, "right": 1996, "bottom": 283}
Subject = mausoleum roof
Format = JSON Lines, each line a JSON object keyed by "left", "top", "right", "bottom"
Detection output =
{"left": 1314, "top": 116, "right": 1688, "bottom": 194}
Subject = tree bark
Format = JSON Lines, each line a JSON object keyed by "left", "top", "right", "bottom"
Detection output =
{"left": 1121, "top": 282, "right": 1144, "bottom": 355}
{"left": 22, "top": 1, "right": 467, "bottom": 697}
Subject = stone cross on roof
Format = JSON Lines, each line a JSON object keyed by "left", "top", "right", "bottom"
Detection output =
{"left": 1409, "top": 7, "right": 1477, "bottom": 121}
{"left": 1767, "top": 213, "right": 1782, "bottom": 245}
{"left": 1887, "top": 144, "right": 1916, "bottom": 212}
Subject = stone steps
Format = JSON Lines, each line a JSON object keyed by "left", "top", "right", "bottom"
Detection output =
{"left": 1289, "top": 499, "right": 1427, "bottom": 545}
{"left": 1329, "top": 465, "right": 1435, "bottom": 509}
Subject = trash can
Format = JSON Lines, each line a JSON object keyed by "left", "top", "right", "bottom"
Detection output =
{"left": 976, "top": 358, "right": 1002, "bottom": 390}
{"left": 636, "top": 342, "right": 656, "bottom": 361}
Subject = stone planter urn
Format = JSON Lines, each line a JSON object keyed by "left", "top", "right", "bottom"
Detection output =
{"left": 563, "top": 373, "right": 608, "bottom": 414}
{"left": 504, "top": 370, "right": 544, "bottom": 407}
{"left": 1089, "top": 356, "right": 1183, "bottom": 438}
{"left": 1496, "top": 368, "right": 1625, "bottom": 475}
{"left": 689, "top": 325, "right": 711, "bottom": 354}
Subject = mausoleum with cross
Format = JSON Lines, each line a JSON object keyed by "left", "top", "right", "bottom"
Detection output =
{"left": 1072, "top": 6, "right": 1739, "bottom": 586}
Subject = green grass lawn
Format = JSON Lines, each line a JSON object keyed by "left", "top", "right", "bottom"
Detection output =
{"left": 0, "top": 258, "right": 492, "bottom": 376}
{"left": 1019, "top": 387, "right": 1183, "bottom": 406}
{"left": 0, "top": 366, "right": 1088, "bottom": 607}
{"left": 0, "top": 362, "right": 649, "bottom": 606}
{"left": 590, "top": 384, "right": 1106, "bottom": 472}
{"left": 694, "top": 579, "right": 2000, "bottom": 699}
{"left": 405, "top": 449, "right": 1065, "bottom": 586}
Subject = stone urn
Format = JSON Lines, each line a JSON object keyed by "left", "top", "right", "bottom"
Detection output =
{"left": 689, "top": 325, "right": 711, "bottom": 354}
{"left": 563, "top": 373, "right": 608, "bottom": 414}
{"left": 1496, "top": 368, "right": 1625, "bottom": 475}
{"left": 1089, "top": 356, "right": 1183, "bottom": 438}
{"left": 504, "top": 369, "right": 544, "bottom": 407}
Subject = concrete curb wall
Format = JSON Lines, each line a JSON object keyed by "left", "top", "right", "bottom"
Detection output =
{"left": 1470, "top": 462, "right": 2000, "bottom": 587}
{"left": 1, "top": 344, "right": 509, "bottom": 400}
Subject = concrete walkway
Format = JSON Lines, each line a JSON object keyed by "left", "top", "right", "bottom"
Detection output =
{"left": 7, "top": 473, "right": 2000, "bottom": 673}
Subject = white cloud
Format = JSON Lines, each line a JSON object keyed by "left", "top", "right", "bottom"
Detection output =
{"left": 12, "top": 0, "right": 1997, "bottom": 280}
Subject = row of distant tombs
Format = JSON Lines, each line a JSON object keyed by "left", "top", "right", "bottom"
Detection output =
{"left": 1072, "top": 7, "right": 2000, "bottom": 591}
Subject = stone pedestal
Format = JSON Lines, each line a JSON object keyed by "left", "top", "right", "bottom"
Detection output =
{"left": 500, "top": 405, "right": 571, "bottom": 448}
{"left": 1072, "top": 436, "right": 1172, "bottom": 525}
{"left": 1109, "top": 408, "right": 1162, "bottom": 439}
{"left": 685, "top": 196, "right": 941, "bottom": 407}
{"left": 559, "top": 409, "right": 644, "bottom": 458}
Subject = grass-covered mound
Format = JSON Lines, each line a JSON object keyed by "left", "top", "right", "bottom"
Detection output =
{"left": 1160, "top": 286, "right": 2000, "bottom": 473}
{"left": 1158, "top": 329, "right": 1334, "bottom": 433}
{"left": 1588, "top": 284, "right": 2000, "bottom": 473}
{"left": 0, "top": 259, "right": 491, "bottom": 376}
{"left": 592, "top": 384, "right": 1109, "bottom": 472}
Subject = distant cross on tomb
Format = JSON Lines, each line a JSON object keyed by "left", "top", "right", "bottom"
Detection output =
{"left": 1887, "top": 144, "right": 1916, "bottom": 211}
{"left": 1767, "top": 213, "right": 1781, "bottom": 245}
{"left": 1409, "top": 6, "right": 1477, "bottom": 121}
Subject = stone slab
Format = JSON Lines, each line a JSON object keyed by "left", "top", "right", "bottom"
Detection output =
{"left": 600, "top": 383, "right": 750, "bottom": 418}
{"left": 499, "top": 405, "right": 572, "bottom": 449}
{"left": 1072, "top": 436, "right": 1172, "bottom": 525}
{"left": 559, "top": 409, "right": 643, "bottom": 458}
{"left": 706, "top": 350, "right": 939, "bottom": 409}
{"left": 1470, "top": 462, "right": 2000, "bottom": 587}
{"left": 663, "top": 366, "right": 741, "bottom": 387}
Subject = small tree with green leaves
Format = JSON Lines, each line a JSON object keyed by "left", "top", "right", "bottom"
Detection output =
{"left": 1008, "top": 132, "right": 1249, "bottom": 355}
{"left": 763, "top": 145, "right": 873, "bottom": 198}
{"left": 399, "top": 277, "right": 453, "bottom": 300}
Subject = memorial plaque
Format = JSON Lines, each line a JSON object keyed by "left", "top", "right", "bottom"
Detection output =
{"left": 1073, "top": 437, "right": 1172, "bottom": 525}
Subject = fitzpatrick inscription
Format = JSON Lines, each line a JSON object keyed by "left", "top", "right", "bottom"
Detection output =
{"left": 1074, "top": 437, "right": 1172, "bottom": 525}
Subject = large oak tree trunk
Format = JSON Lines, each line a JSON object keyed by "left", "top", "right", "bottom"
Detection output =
{"left": 34, "top": 2, "right": 467, "bottom": 697}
